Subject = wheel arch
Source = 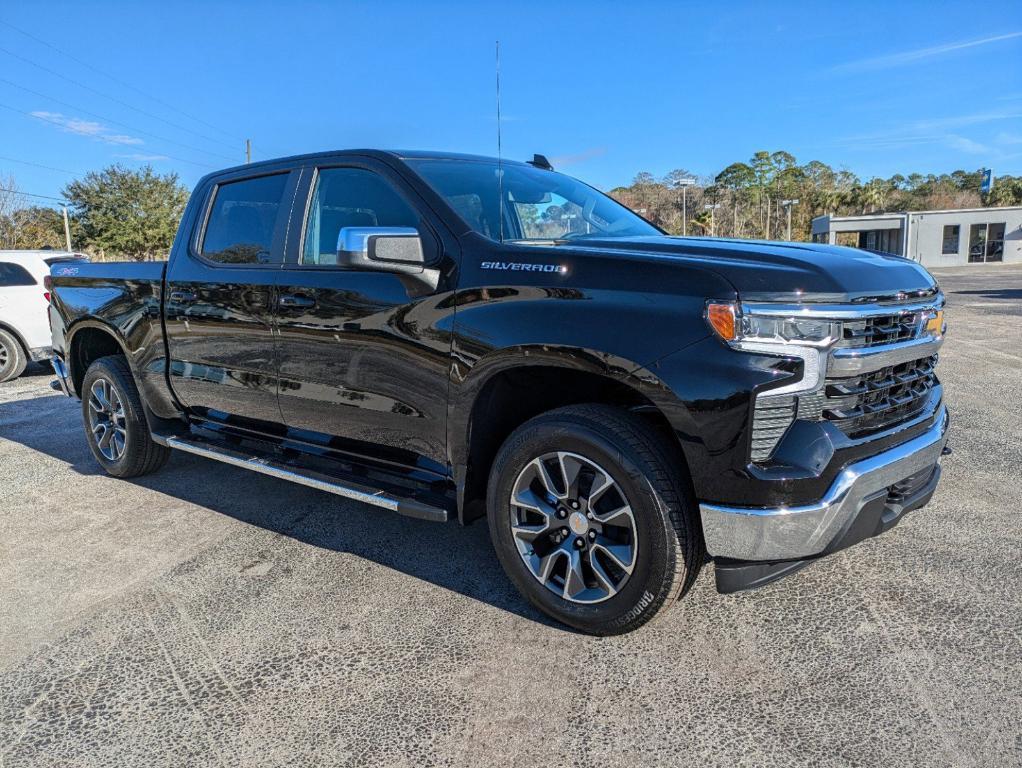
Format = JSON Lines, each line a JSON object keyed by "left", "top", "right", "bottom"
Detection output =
{"left": 0, "top": 320, "right": 31, "bottom": 357}
{"left": 451, "top": 347, "right": 694, "bottom": 524}
{"left": 65, "top": 319, "right": 134, "bottom": 398}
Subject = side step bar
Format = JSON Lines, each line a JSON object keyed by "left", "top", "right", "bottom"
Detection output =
{"left": 153, "top": 434, "right": 449, "bottom": 523}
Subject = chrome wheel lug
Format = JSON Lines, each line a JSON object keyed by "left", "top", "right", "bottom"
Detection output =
{"left": 556, "top": 508, "right": 567, "bottom": 519}
{"left": 570, "top": 500, "right": 580, "bottom": 510}
{"left": 588, "top": 530, "right": 596, "bottom": 540}
{"left": 586, "top": 511, "right": 594, "bottom": 520}
{"left": 574, "top": 537, "right": 585, "bottom": 549}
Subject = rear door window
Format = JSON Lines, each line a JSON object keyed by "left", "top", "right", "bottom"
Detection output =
{"left": 0, "top": 262, "right": 36, "bottom": 287}
{"left": 201, "top": 173, "right": 289, "bottom": 264}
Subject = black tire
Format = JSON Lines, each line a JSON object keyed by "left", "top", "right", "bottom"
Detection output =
{"left": 0, "top": 328, "right": 28, "bottom": 383}
{"left": 81, "top": 355, "right": 170, "bottom": 478}
{"left": 487, "top": 404, "right": 703, "bottom": 635}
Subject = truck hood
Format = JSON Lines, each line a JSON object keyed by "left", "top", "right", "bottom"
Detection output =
{"left": 566, "top": 235, "right": 939, "bottom": 303}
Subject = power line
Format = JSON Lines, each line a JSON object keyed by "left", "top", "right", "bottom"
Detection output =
{"left": 0, "top": 44, "right": 241, "bottom": 153}
{"left": 0, "top": 19, "right": 241, "bottom": 143}
{"left": 0, "top": 102, "right": 218, "bottom": 170}
{"left": 0, "top": 77, "right": 238, "bottom": 163}
{"left": 0, "top": 154, "right": 79, "bottom": 176}
{"left": 0, "top": 186, "right": 68, "bottom": 203}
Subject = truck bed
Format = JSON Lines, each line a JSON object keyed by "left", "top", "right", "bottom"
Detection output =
{"left": 48, "top": 260, "right": 168, "bottom": 408}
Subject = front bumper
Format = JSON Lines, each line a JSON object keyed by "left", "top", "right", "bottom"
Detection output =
{"left": 700, "top": 405, "right": 949, "bottom": 565}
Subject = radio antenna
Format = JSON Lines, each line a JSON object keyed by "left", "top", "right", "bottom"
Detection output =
{"left": 496, "top": 40, "right": 504, "bottom": 243}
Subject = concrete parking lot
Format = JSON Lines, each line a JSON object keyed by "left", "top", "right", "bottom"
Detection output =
{"left": 1, "top": 265, "right": 1020, "bottom": 767}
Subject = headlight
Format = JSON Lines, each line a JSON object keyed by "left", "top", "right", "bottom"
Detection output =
{"left": 706, "top": 302, "right": 840, "bottom": 349}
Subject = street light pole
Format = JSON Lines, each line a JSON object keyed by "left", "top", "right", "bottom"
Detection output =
{"left": 704, "top": 203, "right": 721, "bottom": 237}
{"left": 677, "top": 177, "right": 696, "bottom": 236}
{"left": 781, "top": 199, "right": 799, "bottom": 241}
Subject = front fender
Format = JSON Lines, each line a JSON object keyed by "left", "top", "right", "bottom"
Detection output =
{"left": 633, "top": 337, "right": 803, "bottom": 506}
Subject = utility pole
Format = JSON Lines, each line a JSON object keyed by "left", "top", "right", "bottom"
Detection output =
{"left": 781, "top": 199, "right": 799, "bottom": 241}
{"left": 245, "top": 139, "right": 251, "bottom": 164}
{"left": 61, "top": 204, "right": 72, "bottom": 252}
{"left": 676, "top": 177, "right": 696, "bottom": 236}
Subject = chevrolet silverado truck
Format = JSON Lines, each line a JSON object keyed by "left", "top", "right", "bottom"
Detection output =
{"left": 48, "top": 150, "right": 949, "bottom": 634}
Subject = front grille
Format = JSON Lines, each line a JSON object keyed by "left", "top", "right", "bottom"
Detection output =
{"left": 822, "top": 355, "right": 937, "bottom": 437}
{"left": 838, "top": 312, "right": 921, "bottom": 348}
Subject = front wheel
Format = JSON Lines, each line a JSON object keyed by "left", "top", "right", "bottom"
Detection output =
{"left": 487, "top": 404, "right": 703, "bottom": 635}
{"left": 81, "top": 355, "right": 170, "bottom": 478}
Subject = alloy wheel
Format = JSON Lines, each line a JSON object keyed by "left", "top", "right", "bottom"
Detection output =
{"left": 0, "top": 342, "right": 8, "bottom": 371}
{"left": 87, "top": 378, "right": 127, "bottom": 461}
{"left": 509, "top": 451, "right": 638, "bottom": 604}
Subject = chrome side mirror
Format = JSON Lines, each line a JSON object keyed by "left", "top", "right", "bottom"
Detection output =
{"left": 337, "top": 227, "right": 423, "bottom": 271}
{"left": 336, "top": 226, "right": 438, "bottom": 292}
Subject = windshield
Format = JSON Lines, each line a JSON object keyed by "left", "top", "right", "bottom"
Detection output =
{"left": 406, "top": 158, "right": 661, "bottom": 243}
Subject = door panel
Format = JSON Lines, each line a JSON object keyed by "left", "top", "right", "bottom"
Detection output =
{"left": 164, "top": 170, "right": 298, "bottom": 430}
{"left": 275, "top": 163, "right": 457, "bottom": 473}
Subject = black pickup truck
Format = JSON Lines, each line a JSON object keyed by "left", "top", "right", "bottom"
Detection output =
{"left": 48, "top": 150, "right": 949, "bottom": 634}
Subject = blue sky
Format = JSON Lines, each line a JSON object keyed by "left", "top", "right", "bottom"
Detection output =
{"left": 1, "top": 0, "right": 1020, "bottom": 203}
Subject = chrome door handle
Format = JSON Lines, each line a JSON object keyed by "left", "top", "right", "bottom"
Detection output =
{"left": 278, "top": 293, "right": 316, "bottom": 308}
{"left": 169, "top": 290, "right": 197, "bottom": 303}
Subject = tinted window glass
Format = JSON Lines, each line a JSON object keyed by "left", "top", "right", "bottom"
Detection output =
{"left": 408, "top": 158, "right": 661, "bottom": 243}
{"left": 201, "top": 174, "right": 288, "bottom": 264}
{"left": 0, "top": 262, "right": 36, "bottom": 287}
{"left": 302, "top": 168, "right": 419, "bottom": 266}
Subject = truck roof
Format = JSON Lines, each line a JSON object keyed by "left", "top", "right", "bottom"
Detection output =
{"left": 215, "top": 149, "right": 527, "bottom": 176}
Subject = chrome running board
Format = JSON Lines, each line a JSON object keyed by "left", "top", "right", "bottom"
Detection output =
{"left": 153, "top": 434, "right": 449, "bottom": 523}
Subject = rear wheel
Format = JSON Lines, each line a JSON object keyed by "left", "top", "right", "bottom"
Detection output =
{"left": 0, "top": 329, "right": 27, "bottom": 383}
{"left": 81, "top": 355, "right": 170, "bottom": 478}
{"left": 487, "top": 404, "right": 703, "bottom": 635}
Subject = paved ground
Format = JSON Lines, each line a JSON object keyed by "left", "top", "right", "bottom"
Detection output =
{"left": 1, "top": 266, "right": 1020, "bottom": 767}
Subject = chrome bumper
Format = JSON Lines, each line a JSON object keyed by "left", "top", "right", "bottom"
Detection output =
{"left": 700, "top": 406, "right": 949, "bottom": 561}
{"left": 51, "top": 355, "right": 73, "bottom": 396}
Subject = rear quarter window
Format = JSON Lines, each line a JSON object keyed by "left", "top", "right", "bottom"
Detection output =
{"left": 0, "top": 262, "right": 37, "bottom": 287}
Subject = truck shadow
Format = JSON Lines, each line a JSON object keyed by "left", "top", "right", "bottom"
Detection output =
{"left": 0, "top": 392, "right": 561, "bottom": 631}
{"left": 949, "top": 288, "right": 1022, "bottom": 300}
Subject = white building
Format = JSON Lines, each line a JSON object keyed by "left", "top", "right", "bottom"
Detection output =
{"left": 810, "top": 206, "right": 1022, "bottom": 268}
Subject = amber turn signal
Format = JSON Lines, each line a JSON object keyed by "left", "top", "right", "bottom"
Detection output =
{"left": 706, "top": 302, "right": 738, "bottom": 341}
{"left": 926, "top": 309, "right": 944, "bottom": 334}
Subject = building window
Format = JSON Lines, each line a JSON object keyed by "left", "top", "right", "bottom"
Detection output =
{"left": 941, "top": 225, "right": 960, "bottom": 254}
{"left": 969, "top": 223, "right": 1006, "bottom": 263}
{"left": 987, "top": 223, "right": 1005, "bottom": 262}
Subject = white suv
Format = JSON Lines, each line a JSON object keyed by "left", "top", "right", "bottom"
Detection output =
{"left": 0, "top": 250, "right": 88, "bottom": 382}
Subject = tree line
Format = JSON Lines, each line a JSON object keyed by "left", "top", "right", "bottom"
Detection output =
{"left": 0, "top": 166, "right": 188, "bottom": 260}
{"left": 609, "top": 151, "right": 1022, "bottom": 240}
{"left": 2, "top": 154, "right": 1021, "bottom": 260}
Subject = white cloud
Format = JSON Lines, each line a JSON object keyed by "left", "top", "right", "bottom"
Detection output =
{"left": 945, "top": 135, "right": 990, "bottom": 154}
{"left": 30, "top": 111, "right": 144, "bottom": 146}
{"left": 103, "top": 134, "right": 144, "bottom": 146}
{"left": 835, "top": 111, "right": 1022, "bottom": 156}
{"left": 829, "top": 31, "right": 1022, "bottom": 74}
